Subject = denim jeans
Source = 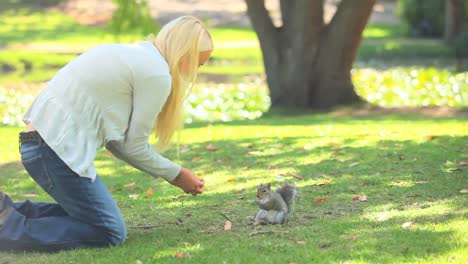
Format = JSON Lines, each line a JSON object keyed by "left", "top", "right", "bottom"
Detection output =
{"left": 0, "top": 137, "right": 127, "bottom": 251}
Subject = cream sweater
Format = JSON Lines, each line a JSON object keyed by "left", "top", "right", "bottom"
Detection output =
{"left": 23, "top": 41, "right": 181, "bottom": 182}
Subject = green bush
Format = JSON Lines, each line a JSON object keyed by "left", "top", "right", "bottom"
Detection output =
{"left": 398, "top": 0, "right": 446, "bottom": 37}
{"left": 109, "top": 0, "right": 158, "bottom": 37}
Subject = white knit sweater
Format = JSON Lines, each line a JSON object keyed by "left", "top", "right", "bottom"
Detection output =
{"left": 23, "top": 41, "right": 181, "bottom": 182}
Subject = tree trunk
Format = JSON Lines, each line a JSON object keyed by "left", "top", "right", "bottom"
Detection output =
{"left": 245, "top": 0, "right": 375, "bottom": 109}
{"left": 445, "top": 0, "right": 465, "bottom": 41}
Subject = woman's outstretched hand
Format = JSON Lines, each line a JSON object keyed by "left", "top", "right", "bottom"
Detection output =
{"left": 170, "top": 167, "right": 204, "bottom": 196}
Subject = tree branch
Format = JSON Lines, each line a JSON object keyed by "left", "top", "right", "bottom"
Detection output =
{"left": 245, "top": 0, "right": 278, "bottom": 46}
{"left": 324, "top": 0, "right": 375, "bottom": 73}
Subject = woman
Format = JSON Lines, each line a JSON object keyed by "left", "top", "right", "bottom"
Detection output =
{"left": 0, "top": 16, "right": 213, "bottom": 251}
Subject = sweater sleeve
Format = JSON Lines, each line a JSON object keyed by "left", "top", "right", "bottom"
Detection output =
{"left": 105, "top": 74, "right": 181, "bottom": 182}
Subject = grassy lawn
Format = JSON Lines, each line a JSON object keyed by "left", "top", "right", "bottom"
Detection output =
{"left": 0, "top": 110, "right": 467, "bottom": 263}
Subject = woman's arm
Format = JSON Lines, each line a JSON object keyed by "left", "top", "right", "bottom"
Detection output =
{"left": 106, "top": 74, "right": 181, "bottom": 181}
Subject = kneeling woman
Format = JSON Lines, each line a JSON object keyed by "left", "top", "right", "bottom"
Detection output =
{"left": 0, "top": 16, "right": 213, "bottom": 252}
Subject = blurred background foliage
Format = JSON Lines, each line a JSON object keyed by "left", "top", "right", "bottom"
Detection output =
{"left": 0, "top": 0, "right": 467, "bottom": 126}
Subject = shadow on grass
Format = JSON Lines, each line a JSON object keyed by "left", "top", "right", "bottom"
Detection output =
{"left": 186, "top": 106, "right": 468, "bottom": 129}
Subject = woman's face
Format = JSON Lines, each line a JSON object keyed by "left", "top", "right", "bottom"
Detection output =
{"left": 199, "top": 50, "right": 212, "bottom": 67}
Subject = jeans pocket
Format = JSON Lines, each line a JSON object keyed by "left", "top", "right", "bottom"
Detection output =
{"left": 21, "top": 150, "right": 54, "bottom": 193}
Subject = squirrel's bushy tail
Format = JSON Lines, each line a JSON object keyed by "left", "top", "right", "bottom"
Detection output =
{"left": 276, "top": 184, "right": 298, "bottom": 213}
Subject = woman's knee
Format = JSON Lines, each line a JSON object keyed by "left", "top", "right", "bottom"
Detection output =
{"left": 106, "top": 218, "right": 127, "bottom": 246}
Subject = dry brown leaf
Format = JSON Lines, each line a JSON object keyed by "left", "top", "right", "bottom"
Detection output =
{"left": 191, "top": 156, "right": 201, "bottom": 162}
{"left": 206, "top": 143, "right": 219, "bottom": 151}
{"left": 352, "top": 195, "right": 360, "bottom": 201}
{"left": 343, "top": 234, "right": 361, "bottom": 240}
{"left": 146, "top": 187, "right": 153, "bottom": 196}
{"left": 460, "top": 189, "right": 468, "bottom": 194}
{"left": 314, "top": 196, "right": 329, "bottom": 204}
{"left": 458, "top": 160, "right": 468, "bottom": 166}
{"left": 291, "top": 173, "right": 304, "bottom": 180}
{"left": 224, "top": 220, "right": 232, "bottom": 231}
{"left": 330, "top": 151, "right": 343, "bottom": 157}
{"left": 296, "top": 240, "right": 306, "bottom": 244}
{"left": 124, "top": 182, "right": 136, "bottom": 188}
{"left": 244, "top": 143, "right": 254, "bottom": 148}
{"left": 426, "top": 135, "right": 438, "bottom": 141}
{"left": 227, "top": 178, "right": 236, "bottom": 183}
{"left": 359, "top": 195, "right": 368, "bottom": 202}
{"left": 175, "top": 252, "right": 184, "bottom": 259}
{"left": 318, "top": 180, "right": 331, "bottom": 186}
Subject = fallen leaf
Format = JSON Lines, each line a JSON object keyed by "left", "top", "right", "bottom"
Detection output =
{"left": 296, "top": 240, "right": 306, "bottom": 244}
{"left": 180, "top": 145, "right": 191, "bottom": 153}
{"left": 224, "top": 220, "right": 232, "bottom": 231}
{"left": 175, "top": 252, "right": 184, "bottom": 259}
{"left": 401, "top": 222, "right": 412, "bottom": 229}
{"left": 233, "top": 189, "right": 245, "bottom": 194}
{"left": 377, "top": 212, "right": 389, "bottom": 222}
{"left": 460, "top": 189, "right": 468, "bottom": 193}
{"left": 426, "top": 135, "right": 438, "bottom": 141}
{"left": 343, "top": 234, "right": 360, "bottom": 240}
{"left": 227, "top": 178, "right": 236, "bottom": 183}
{"left": 22, "top": 193, "right": 39, "bottom": 198}
{"left": 124, "top": 182, "right": 136, "bottom": 187}
{"left": 206, "top": 143, "right": 219, "bottom": 151}
{"left": 146, "top": 187, "right": 153, "bottom": 196}
{"left": 352, "top": 195, "right": 367, "bottom": 202}
{"left": 275, "top": 174, "right": 285, "bottom": 180}
{"left": 318, "top": 180, "right": 331, "bottom": 186}
{"left": 291, "top": 173, "right": 304, "bottom": 180}
{"left": 458, "top": 160, "right": 468, "bottom": 166}
{"left": 177, "top": 195, "right": 189, "bottom": 199}
{"left": 330, "top": 151, "right": 343, "bottom": 157}
{"left": 314, "top": 196, "right": 329, "bottom": 204}
{"left": 105, "top": 152, "right": 113, "bottom": 157}
{"left": 129, "top": 194, "right": 139, "bottom": 200}
{"left": 244, "top": 143, "right": 254, "bottom": 148}
{"left": 191, "top": 156, "right": 201, "bottom": 162}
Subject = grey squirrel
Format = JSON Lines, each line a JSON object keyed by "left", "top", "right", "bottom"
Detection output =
{"left": 254, "top": 183, "right": 298, "bottom": 225}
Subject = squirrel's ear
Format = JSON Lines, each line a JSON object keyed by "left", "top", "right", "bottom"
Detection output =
{"left": 267, "top": 183, "right": 271, "bottom": 188}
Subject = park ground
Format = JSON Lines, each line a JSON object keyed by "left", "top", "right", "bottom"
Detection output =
{"left": 0, "top": 0, "right": 467, "bottom": 263}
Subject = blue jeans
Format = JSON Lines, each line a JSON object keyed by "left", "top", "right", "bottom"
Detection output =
{"left": 0, "top": 137, "right": 126, "bottom": 251}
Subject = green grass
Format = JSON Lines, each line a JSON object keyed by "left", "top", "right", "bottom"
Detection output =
{"left": 0, "top": 110, "right": 467, "bottom": 263}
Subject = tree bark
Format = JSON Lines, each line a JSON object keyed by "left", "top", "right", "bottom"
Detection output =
{"left": 445, "top": 0, "right": 465, "bottom": 41}
{"left": 245, "top": 0, "right": 375, "bottom": 109}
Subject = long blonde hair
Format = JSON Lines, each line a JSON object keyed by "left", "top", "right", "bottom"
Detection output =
{"left": 152, "top": 16, "right": 213, "bottom": 151}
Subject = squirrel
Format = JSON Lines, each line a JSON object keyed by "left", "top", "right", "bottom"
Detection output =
{"left": 254, "top": 183, "right": 298, "bottom": 225}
